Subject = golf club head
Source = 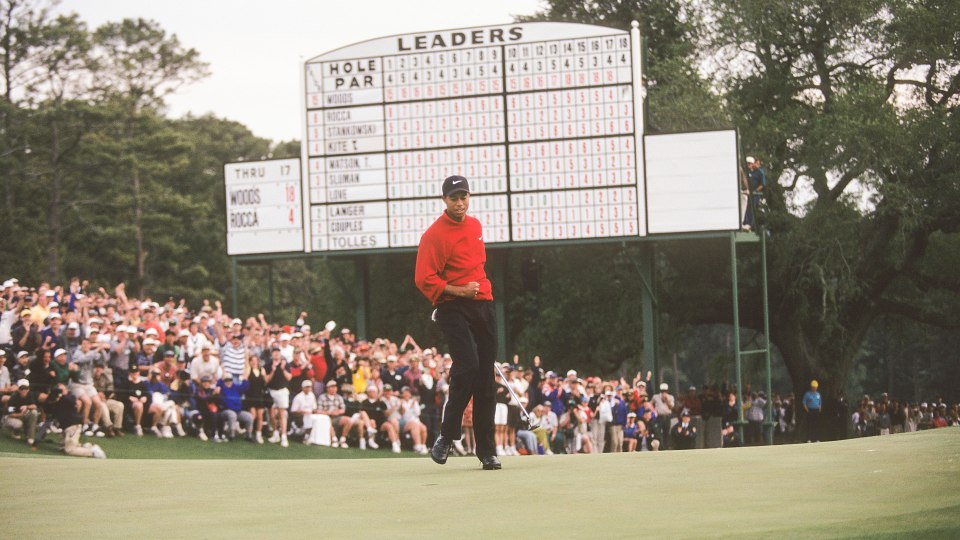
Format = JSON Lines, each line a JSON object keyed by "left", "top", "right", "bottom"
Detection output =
{"left": 521, "top": 416, "right": 541, "bottom": 431}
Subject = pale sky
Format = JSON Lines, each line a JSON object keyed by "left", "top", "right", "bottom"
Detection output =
{"left": 58, "top": 0, "right": 546, "bottom": 143}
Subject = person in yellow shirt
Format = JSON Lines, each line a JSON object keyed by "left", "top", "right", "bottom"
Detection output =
{"left": 30, "top": 290, "right": 55, "bottom": 325}
{"left": 351, "top": 356, "right": 370, "bottom": 396}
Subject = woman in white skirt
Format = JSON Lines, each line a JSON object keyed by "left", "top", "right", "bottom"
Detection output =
{"left": 399, "top": 386, "right": 429, "bottom": 454}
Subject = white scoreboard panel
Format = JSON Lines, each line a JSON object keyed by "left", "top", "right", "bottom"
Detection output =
{"left": 644, "top": 130, "right": 741, "bottom": 234}
{"left": 302, "top": 22, "right": 647, "bottom": 252}
{"left": 224, "top": 158, "right": 304, "bottom": 255}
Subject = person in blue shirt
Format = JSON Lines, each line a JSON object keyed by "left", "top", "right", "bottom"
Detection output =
{"left": 608, "top": 388, "right": 628, "bottom": 453}
{"left": 39, "top": 313, "right": 64, "bottom": 351}
{"left": 802, "top": 380, "right": 822, "bottom": 442}
{"left": 544, "top": 372, "right": 569, "bottom": 418}
{"left": 144, "top": 368, "right": 176, "bottom": 437}
{"left": 217, "top": 372, "right": 253, "bottom": 441}
{"left": 623, "top": 412, "right": 640, "bottom": 452}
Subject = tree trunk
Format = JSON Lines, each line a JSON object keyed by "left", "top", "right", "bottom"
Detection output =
{"left": 47, "top": 115, "right": 61, "bottom": 280}
{"left": 133, "top": 166, "right": 145, "bottom": 297}
{"left": 2, "top": 154, "right": 13, "bottom": 232}
{"left": 125, "top": 112, "right": 146, "bottom": 298}
{"left": 672, "top": 352, "right": 679, "bottom": 393}
{"left": 772, "top": 311, "right": 846, "bottom": 393}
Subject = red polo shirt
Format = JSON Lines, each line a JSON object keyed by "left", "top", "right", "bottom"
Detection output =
{"left": 415, "top": 212, "right": 493, "bottom": 305}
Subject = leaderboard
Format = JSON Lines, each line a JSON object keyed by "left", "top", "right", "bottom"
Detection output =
{"left": 303, "top": 22, "right": 645, "bottom": 252}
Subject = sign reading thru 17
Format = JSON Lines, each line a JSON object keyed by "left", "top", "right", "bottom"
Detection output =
{"left": 224, "top": 158, "right": 304, "bottom": 255}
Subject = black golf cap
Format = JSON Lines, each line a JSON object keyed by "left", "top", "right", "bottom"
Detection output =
{"left": 441, "top": 175, "right": 470, "bottom": 197}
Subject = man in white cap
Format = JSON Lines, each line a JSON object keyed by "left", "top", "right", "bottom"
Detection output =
{"left": 651, "top": 382, "right": 675, "bottom": 449}
{"left": 317, "top": 380, "right": 351, "bottom": 448}
{"left": 11, "top": 309, "right": 41, "bottom": 355}
{"left": 190, "top": 344, "right": 222, "bottom": 385}
{"left": 176, "top": 329, "right": 191, "bottom": 364}
{"left": 185, "top": 319, "right": 210, "bottom": 360}
{"left": 39, "top": 312, "right": 64, "bottom": 350}
{"left": 62, "top": 321, "right": 82, "bottom": 356}
{"left": 218, "top": 330, "right": 247, "bottom": 381}
{"left": 743, "top": 156, "right": 766, "bottom": 230}
{"left": 135, "top": 337, "right": 159, "bottom": 375}
{"left": 109, "top": 325, "right": 136, "bottom": 389}
{"left": 71, "top": 334, "right": 108, "bottom": 434}
{"left": 2, "top": 379, "right": 39, "bottom": 445}
{"left": 278, "top": 333, "right": 294, "bottom": 363}
{"left": 51, "top": 348, "right": 71, "bottom": 385}
{"left": 290, "top": 379, "right": 319, "bottom": 444}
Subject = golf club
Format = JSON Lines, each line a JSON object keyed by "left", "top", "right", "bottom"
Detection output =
{"left": 494, "top": 362, "right": 540, "bottom": 431}
{"left": 430, "top": 311, "right": 540, "bottom": 430}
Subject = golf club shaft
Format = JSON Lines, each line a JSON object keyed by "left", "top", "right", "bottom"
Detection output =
{"left": 494, "top": 363, "right": 533, "bottom": 421}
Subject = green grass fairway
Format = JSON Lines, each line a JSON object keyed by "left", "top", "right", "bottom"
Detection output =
{"left": 0, "top": 429, "right": 417, "bottom": 460}
{"left": 1, "top": 430, "right": 957, "bottom": 539}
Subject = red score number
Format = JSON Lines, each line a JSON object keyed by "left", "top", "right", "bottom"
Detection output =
{"left": 286, "top": 184, "right": 297, "bottom": 224}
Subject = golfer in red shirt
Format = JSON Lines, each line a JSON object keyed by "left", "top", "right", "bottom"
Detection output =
{"left": 415, "top": 175, "right": 500, "bottom": 470}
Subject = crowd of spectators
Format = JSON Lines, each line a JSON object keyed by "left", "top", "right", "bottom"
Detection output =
{"left": 849, "top": 394, "right": 957, "bottom": 436}
{"left": 1, "top": 277, "right": 957, "bottom": 458}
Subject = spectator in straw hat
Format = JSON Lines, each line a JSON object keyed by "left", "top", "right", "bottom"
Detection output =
{"left": 317, "top": 380, "right": 351, "bottom": 448}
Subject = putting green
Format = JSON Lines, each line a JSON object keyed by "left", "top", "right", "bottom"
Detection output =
{"left": 1, "top": 430, "right": 957, "bottom": 538}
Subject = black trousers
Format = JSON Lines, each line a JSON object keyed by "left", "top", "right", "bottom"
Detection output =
{"left": 435, "top": 299, "right": 497, "bottom": 458}
{"left": 807, "top": 409, "right": 821, "bottom": 442}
